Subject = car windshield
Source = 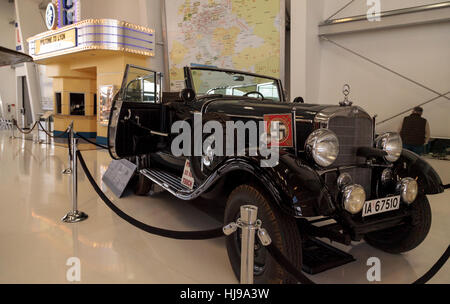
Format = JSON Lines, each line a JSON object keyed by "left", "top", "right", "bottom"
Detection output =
{"left": 190, "top": 68, "right": 282, "bottom": 102}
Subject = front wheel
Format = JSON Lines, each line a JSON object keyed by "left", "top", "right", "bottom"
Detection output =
{"left": 365, "top": 195, "right": 432, "bottom": 254}
{"left": 224, "top": 185, "right": 302, "bottom": 284}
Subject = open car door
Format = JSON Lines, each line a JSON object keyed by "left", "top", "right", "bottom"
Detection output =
{"left": 0, "top": 47, "right": 33, "bottom": 67}
{"left": 108, "top": 65, "right": 164, "bottom": 160}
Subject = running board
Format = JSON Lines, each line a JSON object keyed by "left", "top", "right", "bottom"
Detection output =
{"left": 140, "top": 168, "right": 192, "bottom": 197}
{"left": 141, "top": 160, "right": 261, "bottom": 201}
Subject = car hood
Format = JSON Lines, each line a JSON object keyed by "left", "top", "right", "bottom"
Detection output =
{"left": 202, "top": 97, "right": 336, "bottom": 121}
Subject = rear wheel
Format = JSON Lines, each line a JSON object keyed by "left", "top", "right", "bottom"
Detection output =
{"left": 364, "top": 195, "right": 431, "bottom": 254}
{"left": 224, "top": 185, "right": 302, "bottom": 284}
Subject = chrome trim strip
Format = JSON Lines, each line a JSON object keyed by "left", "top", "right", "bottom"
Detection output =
{"left": 296, "top": 118, "right": 313, "bottom": 123}
{"left": 150, "top": 130, "right": 169, "bottom": 137}
{"left": 226, "top": 114, "right": 264, "bottom": 120}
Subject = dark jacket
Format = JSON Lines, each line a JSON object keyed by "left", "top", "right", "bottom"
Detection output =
{"left": 400, "top": 114, "right": 427, "bottom": 146}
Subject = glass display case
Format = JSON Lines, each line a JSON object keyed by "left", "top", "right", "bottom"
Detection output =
{"left": 99, "top": 85, "right": 117, "bottom": 126}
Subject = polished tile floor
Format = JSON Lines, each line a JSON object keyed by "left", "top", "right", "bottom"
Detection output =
{"left": 0, "top": 130, "right": 448, "bottom": 284}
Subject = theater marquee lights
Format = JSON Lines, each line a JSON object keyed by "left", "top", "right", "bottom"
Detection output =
{"left": 28, "top": 19, "right": 155, "bottom": 60}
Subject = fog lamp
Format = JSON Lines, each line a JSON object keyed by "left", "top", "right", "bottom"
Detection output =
{"left": 398, "top": 178, "right": 418, "bottom": 204}
{"left": 343, "top": 185, "right": 366, "bottom": 215}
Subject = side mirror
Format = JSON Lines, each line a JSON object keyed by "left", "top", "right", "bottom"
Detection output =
{"left": 293, "top": 97, "right": 304, "bottom": 104}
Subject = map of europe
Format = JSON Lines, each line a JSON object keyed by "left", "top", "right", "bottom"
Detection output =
{"left": 165, "top": 0, "right": 284, "bottom": 91}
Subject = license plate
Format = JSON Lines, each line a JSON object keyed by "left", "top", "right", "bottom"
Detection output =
{"left": 362, "top": 196, "right": 401, "bottom": 217}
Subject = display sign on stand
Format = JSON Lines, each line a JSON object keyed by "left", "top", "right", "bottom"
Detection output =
{"left": 102, "top": 159, "right": 137, "bottom": 198}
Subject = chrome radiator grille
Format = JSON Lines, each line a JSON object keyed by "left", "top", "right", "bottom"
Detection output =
{"left": 327, "top": 115, "right": 374, "bottom": 198}
{"left": 328, "top": 116, "right": 373, "bottom": 166}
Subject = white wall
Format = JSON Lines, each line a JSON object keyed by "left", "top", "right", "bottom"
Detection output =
{"left": 0, "top": 0, "right": 17, "bottom": 119}
{"left": 291, "top": 0, "right": 450, "bottom": 138}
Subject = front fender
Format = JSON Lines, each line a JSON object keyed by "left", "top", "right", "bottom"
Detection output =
{"left": 273, "top": 154, "right": 335, "bottom": 217}
{"left": 216, "top": 154, "right": 333, "bottom": 218}
{"left": 395, "top": 150, "right": 444, "bottom": 195}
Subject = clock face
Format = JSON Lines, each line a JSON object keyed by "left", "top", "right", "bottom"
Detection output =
{"left": 45, "top": 3, "right": 57, "bottom": 30}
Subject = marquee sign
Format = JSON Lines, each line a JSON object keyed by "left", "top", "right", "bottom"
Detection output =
{"left": 35, "top": 28, "right": 77, "bottom": 55}
{"left": 28, "top": 19, "right": 155, "bottom": 60}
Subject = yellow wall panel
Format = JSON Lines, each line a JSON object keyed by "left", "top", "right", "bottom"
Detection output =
{"left": 97, "top": 124, "right": 108, "bottom": 138}
{"left": 54, "top": 116, "right": 97, "bottom": 133}
{"left": 42, "top": 48, "right": 151, "bottom": 139}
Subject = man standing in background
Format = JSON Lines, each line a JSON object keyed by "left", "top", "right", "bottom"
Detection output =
{"left": 399, "top": 107, "right": 431, "bottom": 155}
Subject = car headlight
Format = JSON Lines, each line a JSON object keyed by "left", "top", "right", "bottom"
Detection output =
{"left": 398, "top": 178, "right": 418, "bottom": 204}
{"left": 342, "top": 184, "right": 366, "bottom": 214}
{"left": 305, "top": 129, "right": 339, "bottom": 167}
{"left": 375, "top": 132, "right": 403, "bottom": 162}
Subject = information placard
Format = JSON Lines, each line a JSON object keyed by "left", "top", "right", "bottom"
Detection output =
{"left": 102, "top": 159, "right": 137, "bottom": 198}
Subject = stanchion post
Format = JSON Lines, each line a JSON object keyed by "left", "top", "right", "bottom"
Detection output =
{"left": 239, "top": 205, "right": 258, "bottom": 284}
{"left": 62, "top": 127, "right": 88, "bottom": 223}
{"left": 45, "top": 118, "right": 50, "bottom": 145}
{"left": 34, "top": 120, "right": 43, "bottom": 144}
{"left": 62, "top": 122, "right": 73, "bottom": 175}
{"left": 223, "top": 205, "right": 272, "bottom": 285}
{"left": 9, "top": 119, "right": 15, "bottom": 139}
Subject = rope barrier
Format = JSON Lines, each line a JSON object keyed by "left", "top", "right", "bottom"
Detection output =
{"left": 37, "top": 121, "right": 70, "bottom": 139}
{"left": 77, "top": 150, "right": 225, "bottom": 240}
{"left": 13, "top": 120, "right": 38, "bottom": 135}
{"left": 413, "top": 245, "right": 450, "bottom": 284}
{"left": 75, "top": 132, "right": 108, "bottom": 150}
{"left": 67, "top": 131, "right": 72, "bottom": 160}
{"left": 265, "top": 239, "right": 449, "bottom": 285}
{"left": 265, "top": 243, "right": 315, "bottom": 285}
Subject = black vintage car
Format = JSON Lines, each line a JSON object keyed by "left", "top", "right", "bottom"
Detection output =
{"left": 108, "top": 65, "right": 445, "bottom": 284}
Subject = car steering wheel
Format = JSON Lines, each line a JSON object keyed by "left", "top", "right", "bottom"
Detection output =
{"left": 244, "top": 91, "right": 265, "bottom": 100}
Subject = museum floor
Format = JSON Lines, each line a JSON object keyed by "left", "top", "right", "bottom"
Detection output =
{"left": 0, "top": 130, "right": 448, "bottom": 284}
